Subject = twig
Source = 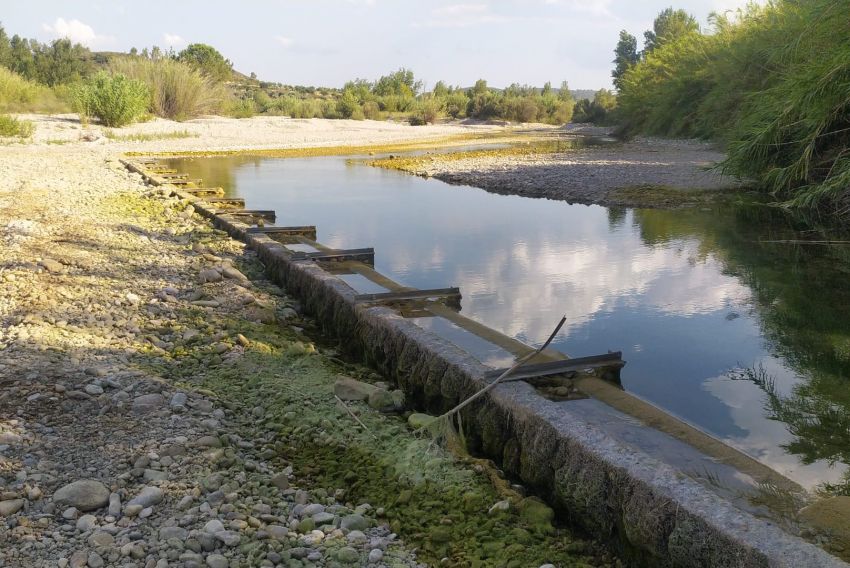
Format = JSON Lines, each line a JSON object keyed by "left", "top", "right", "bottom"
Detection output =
{"left": 424, "top": 314, "right": 567, "bottom": 428}
{"left": 334, "top": 395, "right": 379, "bottom": 440}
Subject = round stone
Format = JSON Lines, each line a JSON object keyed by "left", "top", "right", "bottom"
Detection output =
{"left": 53, "top": 480, "right": 110, "bottom": 512}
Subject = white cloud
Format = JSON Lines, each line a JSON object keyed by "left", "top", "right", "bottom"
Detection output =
{"left": 162, "top": 33, "right": 187, "bottom": 48}
{"left": 419, "top": 3, "right": 507, "bottom": 28}
{"left": 544, "top": 0, "right": 613, "bottom": 17}
{"left": 275, "top": 35, "right": 295, "bottom": 48}
{"left": 42, "top": 17, "right": 114, "bottom": 48}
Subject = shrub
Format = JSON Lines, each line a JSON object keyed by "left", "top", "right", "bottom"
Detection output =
{"left": 361, "top": 101, "right": 381, "bottom": 120}
{"left": 176, "top": 43, "right": 233, "bottom": 82}
{"left": 0, "top": 67, "right": 39, "bottom": 107}
{"left": 0, "top": 114, "right": 34, "bottom": 137}
{"left": 72, "top": 72, "right": 149, "bottom": 127}
{"left": 227, "top": 98, "right": 257, "bottom": 119}
{"left": 111, "top": 57, "right": 228, "bottom": 121}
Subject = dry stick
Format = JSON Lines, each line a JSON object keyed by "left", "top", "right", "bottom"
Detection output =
{"left": 425, "top": 314, "right": 568, "bottom": 429}
{"left": 334, "top": 395, "right": 379, "bottom": 440}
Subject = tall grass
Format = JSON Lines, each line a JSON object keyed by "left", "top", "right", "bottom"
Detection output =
{"left": 0, "top": 67, "right": 68, "bottom": 113}
{"left": 0, "top": 114, "right": 34, "bottom": 137}
{"left": 618, "top": 0, "right": 850, "bottom": 216}
{"left": 110, "top": 57, "right": 228, "bottom": 121}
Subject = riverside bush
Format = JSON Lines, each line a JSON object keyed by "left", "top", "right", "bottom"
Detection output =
{"left": 0, "top": 114, "right": 34, "bottom": 137}
{"left": 72, "top": 72, "right": 149, "bottom": 127}
{"left": 111, "top": 57, "right": 227, "bottom": 121}
{"left": 618, "top": 0, "right": 850, "bottom": 215}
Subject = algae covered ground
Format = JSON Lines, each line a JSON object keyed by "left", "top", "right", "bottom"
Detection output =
{"left": 127, "top": 197, "right": 616, "bottom": 567}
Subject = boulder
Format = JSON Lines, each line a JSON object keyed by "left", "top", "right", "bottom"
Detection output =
{"left": 53, "top": 480, "right": 110, "bottom": 512}
{"left": 333, "top": 377, "right": 377, "bottom": 402}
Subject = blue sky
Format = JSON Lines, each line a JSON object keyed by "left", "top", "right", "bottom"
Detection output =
{"left": 4, "top": 1, "right": 759, "bottom": 89}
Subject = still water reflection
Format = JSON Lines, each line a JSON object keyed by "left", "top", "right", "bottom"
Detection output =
{"left": 168, "top": 155, "right": 850, "bottom": 491}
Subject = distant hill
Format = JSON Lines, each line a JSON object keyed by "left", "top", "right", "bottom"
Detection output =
{"left": 571, "top": 89, "right": 598, "bottom": 101}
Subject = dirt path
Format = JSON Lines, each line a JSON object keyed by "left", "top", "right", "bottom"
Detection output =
{"left": 0, "top": 117, "right": 612, "bottom": 567}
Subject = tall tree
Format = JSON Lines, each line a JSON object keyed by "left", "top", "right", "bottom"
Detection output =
{"left": 643, "top": 8, "right": 699, "bottom": 53}
{"left": 612, "top": 30, "right": 639, "bottom": 91}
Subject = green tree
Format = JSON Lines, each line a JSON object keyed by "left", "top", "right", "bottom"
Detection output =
{"left": 373, "top": 68, "right": 420, "bottom": 97}
{"left": 0, "top": 24, "right": 11, "bottom": 68}
{"left": 32, "top": 38, "right": 91, "bottom": 86}
{"left": 433, "top": 80, "right": 449, "bottom": 98}
{"left": 643, "top": 8, "right": 699, "bottom": 53}
{"left": 8, "top": 35, "right": 34, "bottom": 79}
{"left": 177, "top": 43, "right": 232, "bottom": 82}
{"left": 612, "top": 30, "right": 639, "bottom": 91}
{"left": 558, "top": 80, "right": 573, "bottom": 102}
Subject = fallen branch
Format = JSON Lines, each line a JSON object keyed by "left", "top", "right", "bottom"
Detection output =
{"left": 420, "top": 314, "right": 567, "bottom": 433}
{"left": 335, "top": 395, "right": 379, "bottom": 440}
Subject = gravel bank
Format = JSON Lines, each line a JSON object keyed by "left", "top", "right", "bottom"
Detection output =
{"left": 0, "top": 116, "right": 608, "bottom": 567}
{"left": 384, "top": 137, "right": 745, "bottom": 208}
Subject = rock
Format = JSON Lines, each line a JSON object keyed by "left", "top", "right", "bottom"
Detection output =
{"left": 203, "top": 519, "right": 225, "bottom": 534}
{"left": 125, "top": 292, "right": 140, "bottom": 305}
{"left": 108, "top": 493, "right": 121, "bottom": 517}
{"left": 84, "top": 384, "right": 104, "bottom": 396}
{"left": 87, "top": 551, "right": 104, "bottom": 568}
{"left": 333, "top": 377, "right": 377, "bottom": 401}
{"left": 88, "top": 530, "right": 114, "bottom": 547}
{"left": 221, "top": 266, "right": 247, "bottom": 281}
{"left": 123, "top": 504, "right": 142, "bottom": 517}
{"left": 337, "top": 546, "right": 360, "bottom": 564}
{"left": 69, "top": 551, "right": 88, "bottom": 568}
{"left": 215, "top": 530, "right": 240, "bottom": 547}
{"left": 143, "top": 469, "right": 168, "bottom": 482}
{"left": 368, "top": 389, "right": 396, "bottom": 411}
{"left": 132, "top": 393, "right": 164, "bottom": 413}
{"left": 0, "top": 432, "right": 22, "bottom": 445}
{"left": 127, "top": 486, "right": 164, "bottom": 508}
{"left": 62, "top": 507, "right": 79, "bottom": 520}
{"left": 313, "top": 511, "right": 336, "bottom": 526}
{"left": 39, "top": 258, "right": 64, "bottom": 273}
{"left": 138, "top": 506, "right": 153, "bottom": 518}
{"left": 0, "top": 498, "right": 24, "bottom": 516}
{"left": 518, "top": 496, "right": 554, "bottom": 532}
{"left": 159, "top": 526, "right": 188, "bottom": 540}
{"left": 368, "top": 549, "right": 384, "bottom": 564}
{"left": 206, "top": 554, "right": 228, "bottom": 568}
{"left": 270, "top": 472, "right": 289, "bottom": 491}
{"left": 170, "top": 392, "right": 188, "bottom": 409}
{"left": 267, "top": 524, "right": 289, "bottom": 540}
{"left": 407, "top": 413, "right": 434, "bottom": 430}
{"left": 194, "top": 435, "right": 222, "bottom": 448}
{"left": 488, "top": 499, "right": 511, "bottom": 515}
{"left": 76, "top": 514, "right": 97, "bottom": 531}
{"left": 53, "top": 479, "right": 110, "bottom": 511}
{"left": 340, "top": 514, "right": 369, "bottom": 532}
{"left": 199, "top": 269, "right": 222, "bottom": 283}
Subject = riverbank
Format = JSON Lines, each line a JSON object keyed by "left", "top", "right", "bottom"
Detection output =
{"left": 369, "top": 135, "right": 746, "bottom": 208}
{"left": 0, "top": 116, "right": 612, "bottom": 567}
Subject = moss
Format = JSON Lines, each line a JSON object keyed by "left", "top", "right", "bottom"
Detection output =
{"left": 607, "top": 184, "right": 736, "bottom": 208}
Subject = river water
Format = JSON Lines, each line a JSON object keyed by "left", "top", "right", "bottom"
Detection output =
{"left": 168, "top": 153, "right": 850, "bottom": 492}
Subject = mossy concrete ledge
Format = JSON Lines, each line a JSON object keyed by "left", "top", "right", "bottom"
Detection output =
{"left": 183, "top": 194, "right": 845, "bottom": 567}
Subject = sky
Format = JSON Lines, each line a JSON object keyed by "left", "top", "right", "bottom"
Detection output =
{"left": 4, "top": 0, "right": 760, "bottom": 90}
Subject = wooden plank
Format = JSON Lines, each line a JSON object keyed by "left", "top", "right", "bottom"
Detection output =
{"left": 225, "top": 210, "right": 276, "bottom": 222}
{"left": 355, "top": 287, "right": 461, "bottom": 305}
{"left": 180, "top": 187, "right": 225, "bottom": 196}
{"left": 158, "top": 173, "right": 189, "bottom": 179}
{"left": 204, "top": 197, "right": 245, "bottom": 207}
{"left": 292, "top": 248, "right": 374, "bottom": 264}
{"left": 485, "top": 352, "right": 624, "bottom": 382}
{"left": 167, "top": 179, "right": 204, "bottom": 186}
{"left": 147, "top": 168, "right": 178, "bottom": 174}
{"left": 247, "top": 226, "right": 317, "bottom": 239}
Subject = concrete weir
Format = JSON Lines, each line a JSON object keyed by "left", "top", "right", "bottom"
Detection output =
{"left": 123, "top": 158, "right": 846, "bottom": 568}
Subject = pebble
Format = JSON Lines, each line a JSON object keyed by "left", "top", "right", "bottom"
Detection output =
{"left": 127, "top": 486, "right": 164, "bottom": 508}
{"left": 368, "top": 548, "right": 384, "bottom": 563}
{"left": 206, "top": 554, "right": 229, "bottom": 568}
{"left": 84, "top": 384, "right": 104, "bottom": 396}
{"left": 0, "top": 498, "right": 24, "bottom": 516}
{"left": 76, "top": 513, "right": 97, "bottom": 531}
